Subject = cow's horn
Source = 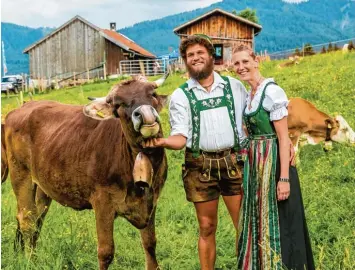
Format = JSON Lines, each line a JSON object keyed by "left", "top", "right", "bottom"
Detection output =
{"left": 133, "top": 152, "right": 153, "bottom": 188}
{"left": 87, "top": 96, "right": 107, "bottom": 102}
{"left": 152, "top": 72, "right": 170, "bottom": 88}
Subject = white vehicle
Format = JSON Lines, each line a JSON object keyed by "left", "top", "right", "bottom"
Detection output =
{"left": 1, "top": 75, "right": 23, "bottom": 93}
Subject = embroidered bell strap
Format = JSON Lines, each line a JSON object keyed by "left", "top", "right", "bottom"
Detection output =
{"left": 180, "top": 77, "right": 240, "bottom": 158}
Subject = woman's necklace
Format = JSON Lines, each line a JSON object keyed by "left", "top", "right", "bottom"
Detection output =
{"left": 249, "top": 76, "right": 264, "bottom": 109}
{"left": 250, "top": 76, "right": 264, "bottom": 98}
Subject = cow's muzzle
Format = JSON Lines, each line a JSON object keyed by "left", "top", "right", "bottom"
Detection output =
{"left": 132, "top": 105, "right": 160, "bottom": 138}
{"left": 133, "top": 152, "right": 153, "bottom": 189}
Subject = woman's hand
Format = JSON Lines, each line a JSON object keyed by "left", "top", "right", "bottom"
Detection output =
{"left": 277, "top": 181, "right": 290, "bottom": 201}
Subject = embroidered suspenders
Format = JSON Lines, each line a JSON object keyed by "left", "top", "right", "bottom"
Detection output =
{"left": 180, "top": 76, "right": 240, "bottom": 158}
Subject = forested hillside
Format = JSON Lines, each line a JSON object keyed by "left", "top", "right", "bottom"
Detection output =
{"left": 1, "top": 0, "right": 354, "bottom": 74}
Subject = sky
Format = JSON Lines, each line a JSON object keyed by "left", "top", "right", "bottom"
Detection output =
{"left": 1, "top": 0, "right": 307, "bottom": 29}
{"left": 1, "top": 0, "right": 221, "bottom": 29}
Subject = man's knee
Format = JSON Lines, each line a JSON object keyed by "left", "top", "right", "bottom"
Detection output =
{"left": 199, "top": 222, "right": 217, "bottom": 238}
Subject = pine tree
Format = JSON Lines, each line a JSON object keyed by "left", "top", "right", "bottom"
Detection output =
{"left": 321, "top": 46, "right": 327, "bottom": 54}
{"left": 348, "top": 41, "right": 354, "bottom": 51}
{"left": 303, "top": 43, "right": 315, "bottom": 56}
{"left": 294, "top": 47, "right": 301, "bottom": 56}
{"left": 327, "top": 43, "right": 333, "bottom": 52}
{"left": 238, "top": 8, "right": 259, "bottom": 24}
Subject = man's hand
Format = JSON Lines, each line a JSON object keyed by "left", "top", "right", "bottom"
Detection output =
{"left": 142, "top": 135, "right": 186, "bottom": 150}
{"left": 142, "top": 138, "right": 166, "bottom": 148}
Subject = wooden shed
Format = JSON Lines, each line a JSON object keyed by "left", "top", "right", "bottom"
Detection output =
{"left": 23, "top": 15, "right": 155, "bottom": 80}
{"left": 174, "top": 8, "right": 262, "bottom": 66}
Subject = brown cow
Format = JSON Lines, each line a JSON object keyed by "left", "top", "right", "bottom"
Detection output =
{"left": 288, "top": 97, "right": 355, "bottom": 152}
{"left": 3, "top": 74, "right": 169, "bottom": 270}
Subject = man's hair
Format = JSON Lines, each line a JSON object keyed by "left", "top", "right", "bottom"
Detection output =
{"left": 232, "top": 44, "right": 257, "bottom": 60}
{"left": 179, "top": 35, "right": 215, "bottom": 60}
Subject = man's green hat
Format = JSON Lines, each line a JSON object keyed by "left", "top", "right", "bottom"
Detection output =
{"left": 193, "top": 34, "right": 213, "bottom": 45}
{"left": 192, "top": 34, "right": 215, "bottom": 54}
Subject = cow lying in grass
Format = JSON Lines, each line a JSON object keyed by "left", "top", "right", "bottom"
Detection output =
{"left": 288, "top": 97, "right": 355, "bottom": 152}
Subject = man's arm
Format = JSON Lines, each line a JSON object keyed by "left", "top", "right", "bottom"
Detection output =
{"left": 142, "top": 135, "right": 187, "bottom": 150}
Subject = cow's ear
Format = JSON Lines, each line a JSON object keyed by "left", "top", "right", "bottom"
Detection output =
{"left": 83, "top": 100, "right": 116, "bottom": 120}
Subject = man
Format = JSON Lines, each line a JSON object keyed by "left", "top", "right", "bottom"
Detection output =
{"left": 143, "top": 34, "right": 247, "bottom": 269}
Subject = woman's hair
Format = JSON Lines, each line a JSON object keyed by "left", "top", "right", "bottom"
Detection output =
{"left": 233, "top": 44, "right": 257, "bottom": 60}
{"left": 179, "top": 35, "right": 215, "bottom": 60}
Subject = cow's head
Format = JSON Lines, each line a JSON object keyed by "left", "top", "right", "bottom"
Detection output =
{"left": 83, "top": 74, "right": 169, "bottom": 147}
{"left": 326, "top": 115, "right": 355, "bottom": 145}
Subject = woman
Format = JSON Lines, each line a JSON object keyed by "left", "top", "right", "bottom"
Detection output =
{"left": 232, "top": 44, "right": 314, "bottom": 270}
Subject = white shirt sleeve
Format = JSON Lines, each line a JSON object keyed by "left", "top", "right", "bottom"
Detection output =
{"left": 169, "top": 88, "right": 189, "bottom": 138}
{"left": 263, "top": 84, "right": 289, "bottom": 121}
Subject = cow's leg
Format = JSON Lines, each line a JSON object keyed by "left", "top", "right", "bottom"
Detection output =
{"left": 140, "top": 207, "right": 158, "bottom": 270}
{"left": 10, "top": 167, "right": 37, "bottom": 254}
{"left": 93, "top": 196, "right": 116, "bottom": 270}
{"left": 31, "top": 187, "right": 52, "bottom": 249}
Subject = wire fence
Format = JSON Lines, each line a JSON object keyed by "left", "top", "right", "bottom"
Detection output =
{"left": 267, "top": 38, "right": 355, "bottom": 60}
{"left": 119, "top": 58, "right": 179, "bottom": 76}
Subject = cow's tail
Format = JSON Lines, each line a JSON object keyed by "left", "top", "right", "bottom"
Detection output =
{"left": 1, "top": 123, "right": 9, "bottom": 183}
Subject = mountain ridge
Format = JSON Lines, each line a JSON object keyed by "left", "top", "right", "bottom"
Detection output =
{"left": 1, "top": 0, "right": 354, "bottom": 75}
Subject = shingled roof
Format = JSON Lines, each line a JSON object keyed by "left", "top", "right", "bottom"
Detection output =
{"left": 101, "top": 29, "right": 155, "bottom": 58}
{"left": 23, "top": 15, "right": 155, "bottom": 58}
{"left": 174, "top": 8, "right": 262, "bottom": 36}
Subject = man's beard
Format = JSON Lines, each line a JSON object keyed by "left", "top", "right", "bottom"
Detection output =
{"left": 186, "top": 58, "right": 214, "bottom": 81}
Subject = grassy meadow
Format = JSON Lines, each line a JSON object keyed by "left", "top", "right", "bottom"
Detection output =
{"left": 1, "top": 51, "right": 355, "bottom": 269}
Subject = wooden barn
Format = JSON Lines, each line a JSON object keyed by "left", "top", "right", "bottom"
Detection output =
{"left": 174, "top": 8, "right": 262, "bottom": 66}
{"left": 23, "top": 15, "right": 155, "bottom": 80}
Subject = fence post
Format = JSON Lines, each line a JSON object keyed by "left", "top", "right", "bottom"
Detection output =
{"left": 21, "top": 73, "right": 25, "bottom": 92}
{"left": 103, "top": 63, "right": 107, "bottom": 80}
{"left": 25, "top": 74, "right": 28, "bottom": 93}
{"left": 19, "top": 90, "right": 24, "bottom": 106}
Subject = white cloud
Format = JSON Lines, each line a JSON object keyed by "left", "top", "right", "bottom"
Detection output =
{"left": 1, "top": 0, "right": 221, "bottom": 29}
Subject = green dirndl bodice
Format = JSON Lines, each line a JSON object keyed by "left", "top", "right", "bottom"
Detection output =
{"left": 237, "top": 82, "right": 283, "bottom": 270}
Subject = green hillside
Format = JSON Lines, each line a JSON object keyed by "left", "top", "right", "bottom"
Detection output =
{"left": 1, "top": 51, "right": 355, "bottom": 269}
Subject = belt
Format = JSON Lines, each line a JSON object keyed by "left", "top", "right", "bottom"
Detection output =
{"left": 250, "top": 134, "right": 277, "bottom": 140}
{"left": 186, "top": 147, "right": 234, "bottom": 158}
